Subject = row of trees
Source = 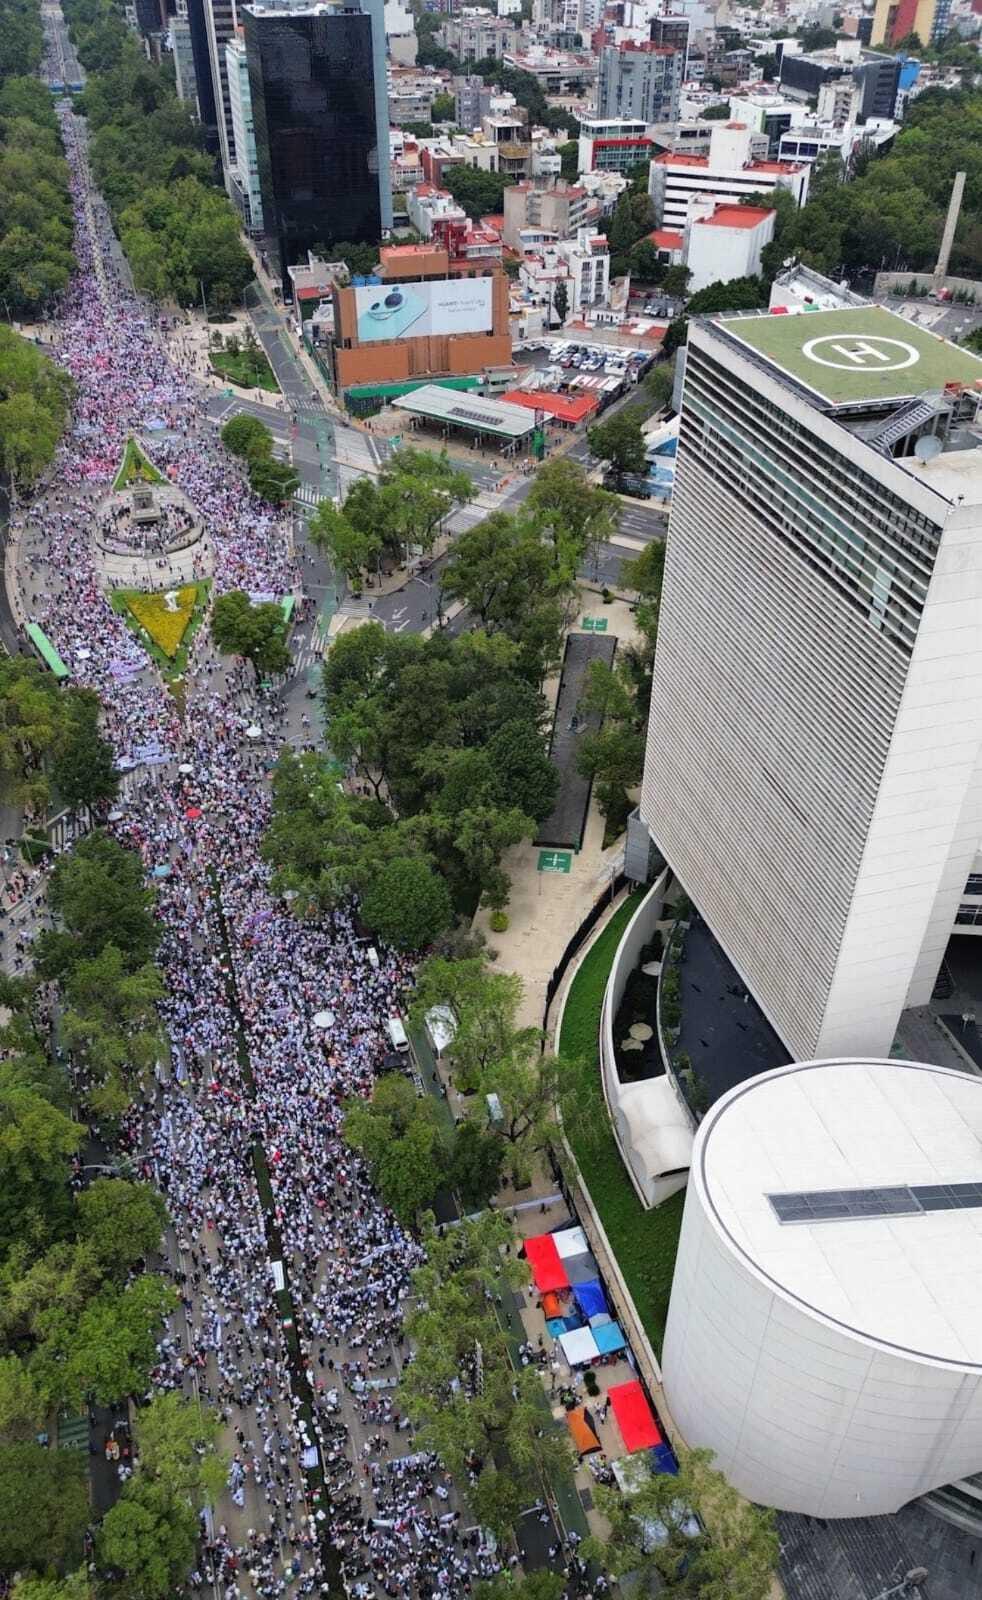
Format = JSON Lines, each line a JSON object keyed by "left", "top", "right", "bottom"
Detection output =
{"left": 0, "top": 74, "right": 76, "bottom": 320}
{"left": 220, "top": 411, "right": 299, "bottom": 503}
{"left": 344, "top": 951, "right": 572, "bottom": 1219}
{"left": 309, "top": 443, "right": 472, "bottom": 584}
{"left": 262, "top": 616, "right": 558, "bottom": 940}
{"left": 0, "top": 324, "right": 73, "bottom": 494}
{"left": 0, "top": 821, "right": 233, "bottom": 1594}
{"left": 0, "top": 656, "right": 117, "bottom": 814}
{"left": 64, "top": 0, "right": 252, "bottom": 310}
{"left": 273, "top": 457, "right": 626, "bottom": 939}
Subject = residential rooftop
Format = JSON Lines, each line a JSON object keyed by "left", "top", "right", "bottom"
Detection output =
{"left": 718, "top": 304, "right": 982, "bottom": 407}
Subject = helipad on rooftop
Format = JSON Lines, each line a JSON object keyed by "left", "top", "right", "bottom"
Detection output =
{"left": 716, "top": 303, "right": 982, "bottom": 406}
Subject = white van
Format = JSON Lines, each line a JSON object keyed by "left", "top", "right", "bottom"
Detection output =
{"left": 386, "top": 1015, "right": 409, "bottom": 1054}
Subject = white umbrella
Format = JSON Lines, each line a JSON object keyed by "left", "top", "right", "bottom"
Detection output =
{"left": 178, "top": 762, "right": 193, "bottom": 774}
{"left": 76, "top": 647, "right": 92, "bottom": 660}
{"left": 312, "top": 1010, "right": 335, "bottom": 1029}
{"left": 246, "top": 724, "right": 262, "bottom": 740}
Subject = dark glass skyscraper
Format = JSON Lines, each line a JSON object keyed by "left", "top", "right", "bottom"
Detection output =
{"left": 243, "top": 1, "right": 388, "bottom": 284}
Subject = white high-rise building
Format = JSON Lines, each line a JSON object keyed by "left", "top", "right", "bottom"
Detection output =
{"left": 640, "top": 304, "right": 982, "bottom": 1061}
{"left": 226, "top": 33, "right": 264, "bottom": 231}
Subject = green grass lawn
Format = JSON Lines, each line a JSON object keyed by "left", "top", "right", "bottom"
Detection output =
{"left": 211, "top": 347, "right": 279, "bottom": 393}
{"left": 559, "top": 889, "right": 684, "bottom": 1356}
{"left": 110, "top": 579, "right": 211, "bottom": 684}
{"left": 112, "top": 436, "right": 165, "bottom": 490}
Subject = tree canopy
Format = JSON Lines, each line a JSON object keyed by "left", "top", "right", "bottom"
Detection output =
{"left": 0, "top": 327, "right": 73, "bottom": 492}
{"left": 265, "top": 622, "right": 555, "bottom": 920}
{"left": 211, "top": 590, "right": 292, "bottom": 681}
{"left": 585, "top": 1447, "right": 778, "bottom": 1600}
{"left": 64, "top": 0, "right": 252, "bottom": 308}
{"left": 0, "top": 69, "right": 76, "bottom": 320}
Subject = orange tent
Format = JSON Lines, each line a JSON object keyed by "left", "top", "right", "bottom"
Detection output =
{"left": 566, "top": 1406, "right": 601, "bottom": 1456}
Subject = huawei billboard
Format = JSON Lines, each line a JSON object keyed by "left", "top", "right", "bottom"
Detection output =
{"left": 354, "top": 278, "right": 494, "bottom": 343}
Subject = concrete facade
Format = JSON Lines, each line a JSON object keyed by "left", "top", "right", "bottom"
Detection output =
{"left": 664, "top": 1058, "right": 982, "bottom": 1518}
{"left": 639, "top": 308, "right": 982, "bottom": 1062}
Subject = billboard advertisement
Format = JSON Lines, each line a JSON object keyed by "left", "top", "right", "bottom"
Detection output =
{"left": 354, "top": 278, "right": 493, "bottom": 343}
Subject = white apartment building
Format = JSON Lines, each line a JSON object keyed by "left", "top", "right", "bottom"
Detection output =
{"left": 683, "top": 200, "right": 775, "bottom": 292}
{"left": 384, "top": 0, "right": 416, "bottom": 63}
{"left": 437, "top": 11, "right": 519, "bottom": 58}
{"left": 406, "top": 182, "right": 468, "bottom": 237}
{"left": 225, "top": 33, "right": 264, "bottom": 232}
{"left": 640, "top": 304, "right": 982, "bottom": 1061}
{"left": 648, "top": 119, "right": 809, "bottom": 230}
{"left": 519, "top": 226, "right": 610, "bottom": 321}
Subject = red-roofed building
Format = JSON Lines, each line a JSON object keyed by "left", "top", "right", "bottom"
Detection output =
{"left": 646, "top": 228, "right": 685, "bottom": 266}
{"left": 686, "top": 200, "right": 776, "bottom": 293}
{"left": 501, "top": 389, "right": 600, "bottom": 425}
{"left": 649, "top": 119, "right": 809, "bottom": 232}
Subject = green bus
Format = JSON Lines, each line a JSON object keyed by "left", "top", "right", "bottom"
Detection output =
{"left": 280, "top": 595, "right": 295, "bottom": 627}
{"left": 26, "top": 623, "right": 70, "bottom": 682}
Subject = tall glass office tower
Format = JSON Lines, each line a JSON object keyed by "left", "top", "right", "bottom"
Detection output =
{"left": 640, "top": 304, "right": 982, "bottom": 1060}
{"left": 242, "top": 0, "right": 391, "bottom": 285}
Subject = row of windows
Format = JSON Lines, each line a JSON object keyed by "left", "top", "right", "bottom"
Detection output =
{"left": 683, "top": 343, "right": 943, "bottom": 654}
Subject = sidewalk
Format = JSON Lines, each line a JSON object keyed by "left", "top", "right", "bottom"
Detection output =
{"left": 476, "top": 594, "right": 641, "bottom": 1033}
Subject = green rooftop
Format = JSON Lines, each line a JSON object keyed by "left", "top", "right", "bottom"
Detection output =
{"left": 717, "top": 305, "right": 982, "bottom": 406}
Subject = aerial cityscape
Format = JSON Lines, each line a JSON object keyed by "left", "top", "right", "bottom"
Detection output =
{"left": 0, "top": 0, "right": 979, "bottom": 1593}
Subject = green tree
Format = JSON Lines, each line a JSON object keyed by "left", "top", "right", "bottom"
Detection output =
{"left": 442, "top": 163, "right": 514, "bottom": 219}
{"left": 135, "top": 1392, "right": 226, "bottom": 1509}
{"left": 62, "top": 945, "right": 164, "bottom": 1116}
{"left": 586, "top": 1447, "right": 778, "bottom": 1600}
{"left": 631, "top": 240, "right": 667, "bottom": 283}
{"left": 344, "top": 1074, "right": 449, "bottom": 1222}
{"left": 525, "top": 457, "right": 618, "bottom": 581}
{"left": 221, "top": 411, "right": 271, "bottom": 459}
{"left": 0, "top": 328, "right": 74, "bottom": 488}
{"left": 446, "top": 1118, "right": 504, "bottom": 1209}
{"left": 51, "top": 688, "right": 119, "bottom": 814}
{"left": 552, "top": 277, "right": 569, "bottom": 325}
{"left": 33, "top": 1272, "right": 178, "bottom": 1409}
{"left": 0, "top": 1443, "right": 89, "bottom": 1574}
{"left": 622, "top": 536, "right": 665, "bottom": 651}
{"left": 308, "top": 499, "right": 382, "bottom": 585}
{"left": 431, "top": 90, "right": 456, "bottom": 120}
{"left": 98, "top": 1477, "right": 198, "bottom": 1599}
{"left": 661, "top": 263, "right": 691, "bottom": 298}
{"left": 0, "top": 1354, "right": 44, "bottom": 1444}
{"left": 361, "top": 855, "right": 453, "bottom": 950}
{"left": 0, "top": 655, "right": 70, "bottom": 815}
{"left": 399, "top": 1214, "right": 573, "bottom": 1540}
{"left": 700, "top": 100, "right": 731, "bottom": 120}
{"left": 559, "top": 139, "right": 579, "bottom": 180}
{"left": 588, "top": 407, "right": 647, "bottom": 479}
{"left": 248, "top": 452, "right": 299, "bottom": 504}
{"left": 410, "top": 955, "right": 525, "bottom": 1088}
{"left": 37, "top": 831, "right": 159, "bottom": 980}
{"left": 0, "top": 1086, "right": 82, "bottom": 1266}
{"left": 379, "top": 446, "right": 473, "bottom": 558}
{"left": 211, "top": 589, "right": 292, "bottom": 681}
{"left": 75, "top": 1178, "right": 168, "bottom": 1277}
{"left": 10, "top": 1574, "right": 93, "bottom": 1600}
{"left": 476, "top": 1575, "right": 566, "bottom": 1600}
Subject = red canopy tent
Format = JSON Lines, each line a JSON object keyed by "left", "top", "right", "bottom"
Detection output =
{"left": 609, "top": 1380, "right": 663, "bottom": 1453}
{"left": 525, "top": 1233, "right": 570, "bottom": 1293}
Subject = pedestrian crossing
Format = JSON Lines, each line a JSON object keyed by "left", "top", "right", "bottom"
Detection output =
{"left": 293, "top": 481, "right": 326, "bottom": 508}
{"left": 293, "top": 397, "right": 327, "bottom": 415}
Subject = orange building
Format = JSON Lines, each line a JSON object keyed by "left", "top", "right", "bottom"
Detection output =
{"left": 325, "top": 231, "right": 512, "bottom": 394}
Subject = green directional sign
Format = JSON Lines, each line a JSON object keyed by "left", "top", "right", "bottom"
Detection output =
{"left": 538, "top": 849, "right": 572, "bottom": 874}
{"left": 581, "top": 616, "right": 608, "bottom": 633}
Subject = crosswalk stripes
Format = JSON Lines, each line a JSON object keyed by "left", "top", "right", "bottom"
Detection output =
{"left": 293, "top": 482, "right": 325, "bottom": 508}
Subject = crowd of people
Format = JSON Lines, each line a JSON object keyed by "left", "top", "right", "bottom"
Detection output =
{"left": 13, "top": 43, "right": 519, "bottom": 1599}
{"left": 97, "top": 486, "right": 200, "bottom": 559}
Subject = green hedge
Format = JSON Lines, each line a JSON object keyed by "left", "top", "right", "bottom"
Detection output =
{"left": 558, "top": 891, "right": 684, "bottom": 1355}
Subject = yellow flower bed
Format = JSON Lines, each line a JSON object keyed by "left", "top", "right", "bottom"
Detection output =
{"left": 124, "top": 586, "right": 198, "bottom": 657}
